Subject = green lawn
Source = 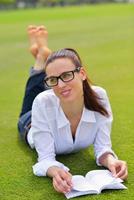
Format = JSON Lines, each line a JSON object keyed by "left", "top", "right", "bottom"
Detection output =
{"left": 0, "top": 3, "right": 134, "bottom": 200}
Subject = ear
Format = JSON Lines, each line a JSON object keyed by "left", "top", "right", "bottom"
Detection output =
{"left": 79, "top": 67, "right": 87, "bottom": 81}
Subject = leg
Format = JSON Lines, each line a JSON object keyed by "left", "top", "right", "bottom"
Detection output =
{"left": 18, "top": 71, "right": 46, "bottom": 145}
{"left": 19, "top": 70, "right": 46, "bottom": 117}
{"left": 18, "top": 25, "right": 52, "bottom": 143}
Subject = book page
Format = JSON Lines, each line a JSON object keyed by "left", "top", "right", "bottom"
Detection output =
{"left": 72, "top": 175, "right": 98, "bottom": 192}
{"left": 85, "top": 170, "right": 126, "bottom": 192}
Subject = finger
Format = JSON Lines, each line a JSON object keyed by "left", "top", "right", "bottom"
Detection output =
{"left": 62, "top": 180, "right": 72, "bottom": 193}
{"left": 53, "top": 178, "right": 64, "bottom": 193}
{"left": 116, "top": 165, "right": 128, "bottom": 180}
{"left": 109, "top": 165, "right": 117, "bottom": 177}
{"left": 54, "top": 173, "right": 71, "bottom": 191}
{"left": 64, "top": 172, "right": 73, "bottom": 187}
{"left": 119, "top": 170, "right": 128, "bottom": 180}
{"left": 53, "top": 177, "right": 71, "bottom": 193}
{"left": 115, "top": 161, "right": 127, "bottom": 177}
{"left": 59, "top": 171, "right": 73, "bottom": 188}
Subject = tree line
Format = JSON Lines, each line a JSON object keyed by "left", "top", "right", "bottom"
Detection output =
{"left": 0, "top": 0, "right": 129, "bottom": 9}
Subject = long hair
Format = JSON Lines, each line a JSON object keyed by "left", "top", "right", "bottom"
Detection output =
{"left": 45, "top": 48, "right": 109, "bottom": 117}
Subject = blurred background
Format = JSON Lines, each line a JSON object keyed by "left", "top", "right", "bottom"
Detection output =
{"left": 0, "top": 0, "right": 134, "bottom": 10}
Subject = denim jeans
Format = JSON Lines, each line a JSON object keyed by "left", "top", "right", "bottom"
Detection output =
{"left": 18, "top": 69, "right": 47, "bottom": 142}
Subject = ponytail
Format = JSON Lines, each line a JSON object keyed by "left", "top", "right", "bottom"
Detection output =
{"left": 83, "top": 78, "right": 109, "bottom": 117}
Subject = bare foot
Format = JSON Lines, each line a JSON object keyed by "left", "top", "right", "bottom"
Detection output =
{"left": 28, "top": 25, "right": 52, "bottom": 60}
{"left": 27, "top": 25, "right": 38, "bottom": 58}
{"left": 36, "top": 25, "right": 48, "bottom": 48}
{"left": 36, "top": 25, "right": 52, "bottom": 60}
{"left": 28, "top": 25, "right": 52, "bottom": 70}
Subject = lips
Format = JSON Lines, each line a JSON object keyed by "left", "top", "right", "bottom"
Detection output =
{"left": 60, "top": 89, "right": 71, "bottom": 97}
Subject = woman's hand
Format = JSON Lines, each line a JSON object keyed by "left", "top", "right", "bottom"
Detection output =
{"left": 108, "top": 159, "right": 128, "bottom": 180}
{"left": 47, "top": 166, "right": 73, "bottom": 194}
{"left": 99, "top": 153, "right": 128, "bottom": 180}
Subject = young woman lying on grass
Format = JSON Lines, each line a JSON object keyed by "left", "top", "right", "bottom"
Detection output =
{"left": 18, "top": 25, "right": 128, "bottom": 194}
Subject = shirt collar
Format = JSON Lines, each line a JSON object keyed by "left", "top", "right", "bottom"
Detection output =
{"left": 57, "top": 105, "right": 96, "bottom": 129}
{"left": 81, "top": 107, "right": 96, "bottom": 123}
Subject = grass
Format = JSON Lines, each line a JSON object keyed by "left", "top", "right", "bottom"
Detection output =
{"left": 0, "top": 3, "right": 134, "bottom": 200}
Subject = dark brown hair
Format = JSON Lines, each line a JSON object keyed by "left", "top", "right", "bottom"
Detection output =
{"left": 45, "top": 48, "right": 109, "bottom": 117}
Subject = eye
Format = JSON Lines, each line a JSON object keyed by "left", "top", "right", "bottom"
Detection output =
{"left": 61, "top": 72, "right": 73, "bottom": 80}
{"left": 49, "top": 77, "right": 57, "bottom": 84}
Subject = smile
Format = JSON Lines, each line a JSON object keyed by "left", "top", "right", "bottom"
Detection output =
{"left": 60, "top": 89, "right": 71, "bottom": 97}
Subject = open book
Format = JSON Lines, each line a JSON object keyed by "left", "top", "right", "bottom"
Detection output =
{"left": 65, "top": 170, "right": 127, "bottom": 199}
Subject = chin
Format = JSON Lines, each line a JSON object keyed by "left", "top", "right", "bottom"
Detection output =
{"left": 60, "top": 95, "right": 76, "bottom": 103}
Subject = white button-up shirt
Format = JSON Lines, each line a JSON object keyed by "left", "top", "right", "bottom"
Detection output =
{"left": 29, "top": 86, "right": 116, "bottom": 176}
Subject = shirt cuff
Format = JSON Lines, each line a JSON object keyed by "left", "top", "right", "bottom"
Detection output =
{"left": 96, "top": 148, "right": 118, "bottom": 166}
{"left": 32, "top": 159, "right": 70, "bottom": 176}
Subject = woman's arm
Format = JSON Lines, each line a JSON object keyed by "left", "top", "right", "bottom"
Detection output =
{"left": 30, "top": 94, "right": 73, "bottom": 193}
{"left": 31, "top": 94, "right": 68, "bottom": 174}
{"left": 93, "top": 88, "right": 128, "bottom": 180}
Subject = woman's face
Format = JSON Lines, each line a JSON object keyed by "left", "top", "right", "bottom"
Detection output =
{"left": 45, "top": 58, "right": 86, "bottom": 103}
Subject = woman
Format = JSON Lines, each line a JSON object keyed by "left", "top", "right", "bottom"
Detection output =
{"left": 18, "top": 25, "right": 128, "bottom": 194}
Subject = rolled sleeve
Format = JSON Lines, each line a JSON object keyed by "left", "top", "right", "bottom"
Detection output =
{"left": 32, "top": 159, "right": 69, "bottom": 176}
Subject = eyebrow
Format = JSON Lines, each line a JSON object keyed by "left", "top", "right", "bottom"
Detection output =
{"left": 46, "top": 68, "right": 76, "bottom": 79}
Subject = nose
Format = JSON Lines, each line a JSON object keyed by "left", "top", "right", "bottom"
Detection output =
{"left": 58, "top": 78, "right": 66, "bottom": 88}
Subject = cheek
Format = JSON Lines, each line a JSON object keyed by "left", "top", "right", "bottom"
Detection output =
{"left": 52, "top": 87, "right": 60, "bottom": 96}
{"left": 72, "top": 78, "right": 83, "bottom": 93}
{"left": 75, "top": 76, "right": 83, "bottom": 86}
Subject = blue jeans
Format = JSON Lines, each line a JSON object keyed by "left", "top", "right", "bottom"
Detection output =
{"left": 18, "top": 69, "right": 47, "bottom": 143}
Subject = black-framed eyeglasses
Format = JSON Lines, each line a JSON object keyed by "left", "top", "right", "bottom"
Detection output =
{"left": 44, "top": 67, "right": 81, "bottom": 87}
